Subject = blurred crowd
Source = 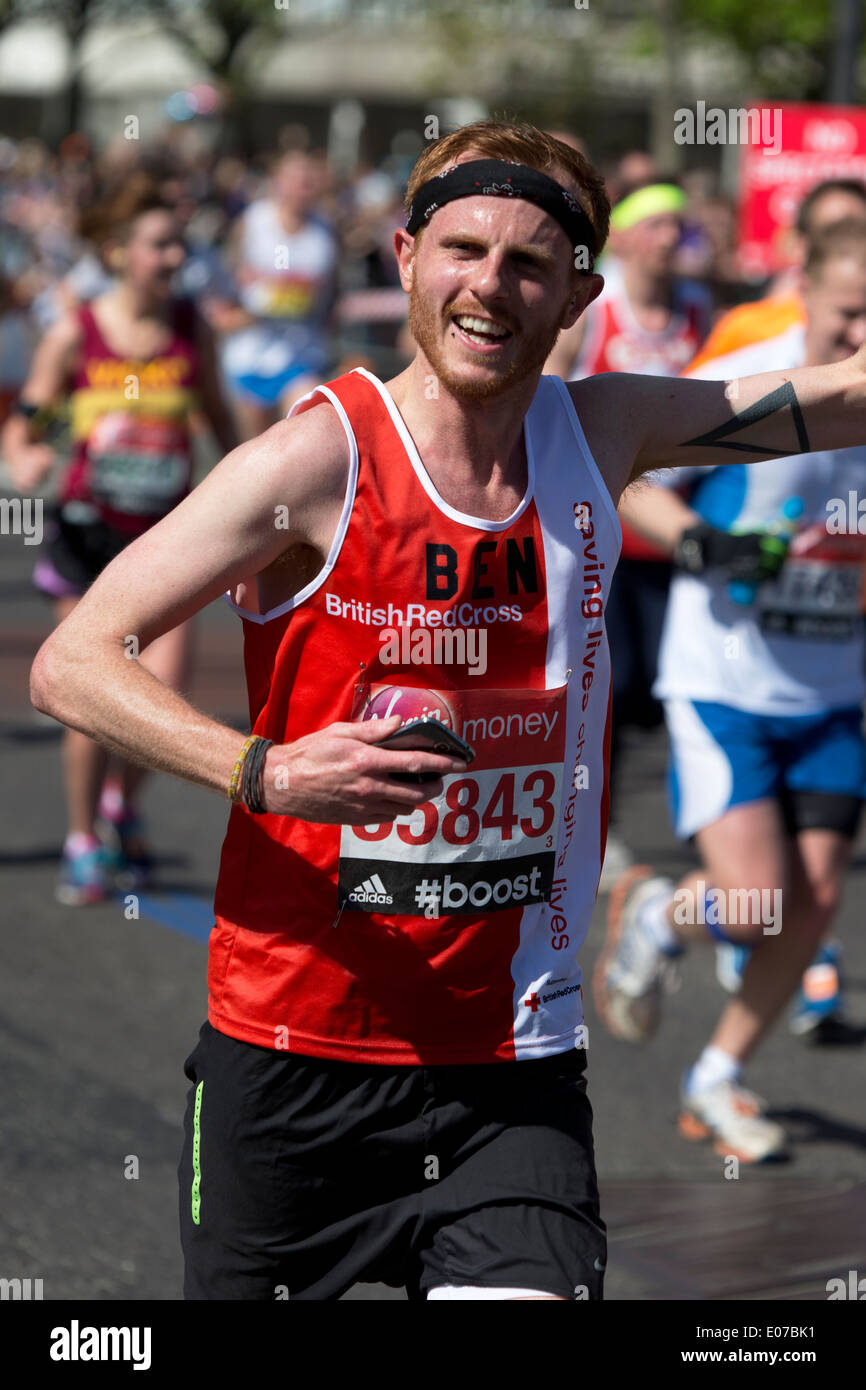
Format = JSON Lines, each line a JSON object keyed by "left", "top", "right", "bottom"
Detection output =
{"left": 0, "top": 123, "right": 767, "bottom": 435}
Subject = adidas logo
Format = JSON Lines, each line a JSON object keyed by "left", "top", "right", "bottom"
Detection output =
{"left": 348, "top": 873, "right": 393, "bottom": 905}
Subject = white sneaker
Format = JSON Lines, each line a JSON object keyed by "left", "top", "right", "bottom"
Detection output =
{"left": 593, "top": 866, "right": 679, "bottom": 1041}
{"left": 715, "top": 944, "right": 751, "bottom": 994}
{"left": 678, "top": 1076, "right": 787, "bottom": 1163}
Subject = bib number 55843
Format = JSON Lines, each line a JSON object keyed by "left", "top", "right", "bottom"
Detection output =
{"left": 351, "top": 769, "right": 557, "bottom": 847}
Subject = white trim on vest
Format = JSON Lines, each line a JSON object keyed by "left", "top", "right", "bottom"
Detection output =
{"left": 353, "top": 366, "right": 537, "bottom": 533}
{"left": 223, "top": 382, "right": 359, "bottom": 625}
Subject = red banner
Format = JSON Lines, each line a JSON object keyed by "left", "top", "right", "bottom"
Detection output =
{"left": 739, "top": 103, "right": 866, "bottom": 277}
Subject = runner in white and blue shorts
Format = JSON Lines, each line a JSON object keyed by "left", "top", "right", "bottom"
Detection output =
{"left": 594, "top": 217, "right": 866, "bottom": 1164}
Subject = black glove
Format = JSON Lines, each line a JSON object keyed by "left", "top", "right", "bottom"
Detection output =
{"left": 673, "top": 521, "right": 789, "bottom": 585}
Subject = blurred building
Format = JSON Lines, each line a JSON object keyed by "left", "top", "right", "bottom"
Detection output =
{"left": 0, "top": 0, "right": 748, "bottom": 166}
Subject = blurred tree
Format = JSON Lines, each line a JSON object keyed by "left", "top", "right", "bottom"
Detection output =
{"left": 5, "top": 0, "right": 150, "bottom": 141}
{"left": 147, "top": 0, "right": 293, "bottom": 152}
{"left": 0, "top": 0, "right": 292, "bottom": 152}
{"left": 148, "top": 0, "right": 282, "bottom": 85}
{"left": 679, "top": 0, "right": 862, "bottom": 101}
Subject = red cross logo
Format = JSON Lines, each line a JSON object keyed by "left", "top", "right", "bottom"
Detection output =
{"left": 524, "top": 993, "right": 540, "bottom": 1012}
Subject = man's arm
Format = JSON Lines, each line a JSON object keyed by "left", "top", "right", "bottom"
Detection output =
{"left": 2, "top": 312, "right": 80, "bottom": 491}
{"left": 30, "top": 406, "right": 466, "bottom": 822}
{"left": 618, "top": 470, "right": 796, "bottom": 588}
{"left": 572, "top": 348, "right": 866, "bottom": 503}
{"left": 626, "top": 348, "right": 866, "bottom": 480}
{"left": 617, "top": 477, "right": 700, "bottom": 552}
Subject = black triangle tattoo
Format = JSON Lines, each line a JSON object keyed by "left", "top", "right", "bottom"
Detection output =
{"left": 681, "top": 381, "right": 811, "bottom": 455}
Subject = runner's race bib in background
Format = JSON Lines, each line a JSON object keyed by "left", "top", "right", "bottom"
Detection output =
{"left": 243, "top": 272, "right": 317, "bottom": 319}
{"left": 758, "top": 525, "right": 866, "bottom": 640}
{"left": 88, "top": 412, "right": 190, "bottom": 517}
{"left": 337, "top": 681, "right": 568, "bottom": 918}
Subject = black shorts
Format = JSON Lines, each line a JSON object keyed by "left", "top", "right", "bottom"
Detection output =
{"left": 178, "top": 1021, "right": 606, "bottom": 1301}
{"left": 33, "top": 504, "right": 134, "bottom": 599}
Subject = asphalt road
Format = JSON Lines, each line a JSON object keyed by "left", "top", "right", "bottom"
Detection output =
{"left": 1, "top": 502, "right": 865, "bottom": 1302}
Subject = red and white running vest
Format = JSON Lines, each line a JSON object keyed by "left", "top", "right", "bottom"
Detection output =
{"left": 210, "top": 366, "right": 621, "bottom": 1064}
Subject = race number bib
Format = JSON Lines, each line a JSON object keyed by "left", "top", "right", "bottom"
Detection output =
{"left": 244, "top": 274, "right": 317, "bottom": 319}
{"left": 758, "top": 526, "right": 866, "bottom": 640}
{"left": 88, "top": 413, "right": 190, "bottom": 517}
{"left": 337, "top": 682, "right": 567, "bottom": 917}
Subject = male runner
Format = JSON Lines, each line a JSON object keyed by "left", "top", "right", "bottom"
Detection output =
{"left": 672, "top": 179, "right": 866, "bottom": 1025}
{"left": 221, "top": 150, "right": 339, "bottom": 440}
{"left": 29, "top": 120, "right": 866, "bottom": 1299}
{"left": 596, "top": 216, "right": 866, "bottom": 1162}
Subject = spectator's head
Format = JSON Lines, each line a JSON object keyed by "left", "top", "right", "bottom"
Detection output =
{"left": 609, "top": 182, "right": 686, "bottom": 277}
{"left": 271, "top": 151, "right": 321, "bottom": 215}
{"left": 801, "top": 217, "right": 866, "bottom": 363}
{"left": 545, "top": 129, "right": 589, "bottom": 160}
{"left": 797, "top": 179, "right": 866, "bottom": 239}
{"left": 79, "top": 174, "right": 185, "bottom": 298}
{"left": 614, "top": 151, "right": 659, "bottom": 200}
{"left": 785, "top": 179, "right": 866, "bottom": 268}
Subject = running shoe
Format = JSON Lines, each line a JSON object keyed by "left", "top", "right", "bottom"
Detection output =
{"left": 717, "top": 939, "right": 847, "bottom": 1040}
{"left": 678, "top": 1074, "right": 787, "bottom": 1163}
{"left": 56, "top": 841, "right": 114, "bottom": 906}
{"left": 593, "top": 866, "right": 680, "bottom": 1041}
{"left": 789, "top": 942, "right": 844, "bottom": 1039}
{"left": 97, "top": 807, "right": 154, "bottom": 890}
{"left": 715, "top": 943, "right": 751, "bottom": 994}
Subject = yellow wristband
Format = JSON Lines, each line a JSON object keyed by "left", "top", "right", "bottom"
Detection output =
{"left": 228, "top": 735, "right": 259, "bottom": 802}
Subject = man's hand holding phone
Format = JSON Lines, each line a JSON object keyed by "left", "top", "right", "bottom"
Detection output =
{"left": 259, "top": 715, "right": 471, "bottom": 824}
{"left": 377, "top": 716, "right": 475, "bottom": 781}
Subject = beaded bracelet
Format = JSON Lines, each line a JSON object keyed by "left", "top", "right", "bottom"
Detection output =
{"left": 227, "top": 735, "right": 259, "bottom": 803}
{"left": 241, "top": 736, "right": 273, "bottom": 814}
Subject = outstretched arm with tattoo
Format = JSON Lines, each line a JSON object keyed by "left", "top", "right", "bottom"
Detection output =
{"left": 631, "top": 356, "right": 866, "bottom": 476}
{"left": 570, "top": 350, "right": 866, "bottom": 498}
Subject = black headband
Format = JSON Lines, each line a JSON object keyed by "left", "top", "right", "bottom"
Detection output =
{"left": 406, "top": 158, "right": 597, "bottom": 268}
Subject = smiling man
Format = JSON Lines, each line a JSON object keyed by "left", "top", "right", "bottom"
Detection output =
{"left": 29, "top": 120, "right": 866, "bottom": 1301}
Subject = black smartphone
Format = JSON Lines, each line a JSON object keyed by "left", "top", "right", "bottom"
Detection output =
{"left": 378, "top": 717, "right": 475, "bottom": 783}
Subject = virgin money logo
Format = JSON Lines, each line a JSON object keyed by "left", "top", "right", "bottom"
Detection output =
{"left": 803, "top": 119, "right": 858, "bottom": 154}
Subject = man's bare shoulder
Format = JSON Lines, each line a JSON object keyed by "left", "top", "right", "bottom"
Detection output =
{"left": 562, "top": 375, "right": 644, "bottom": 503}
{"left": 258, "top": 398, "right": 351, "bottom": 506}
